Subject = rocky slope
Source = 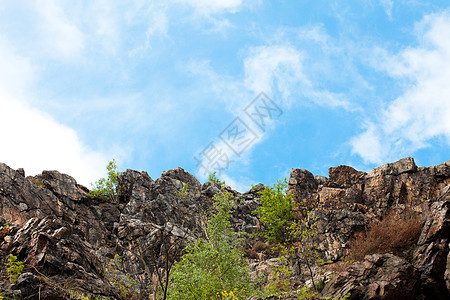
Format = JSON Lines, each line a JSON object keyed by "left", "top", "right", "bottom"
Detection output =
{"left": 0, "top": 157, "right": 449, "bottom": 299}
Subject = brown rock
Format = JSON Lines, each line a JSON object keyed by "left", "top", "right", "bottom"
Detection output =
{"left": 288, "top": 168, "right": 317, "bottom": 211}
{"left": 322, "top": 253, "right": 420, "bottom": 300}
{"left": 413, "top": 185, "right": 450, "bottom": 299}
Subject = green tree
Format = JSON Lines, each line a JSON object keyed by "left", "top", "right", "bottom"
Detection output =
{"left": 254, "top": 179, "right": 334, "bottom": 295}
{"left": 168, "top": 190, "right": 257, "bottom": 299}
{"left": 104, "top": 254, "right": 139, "bottom": 299}
{"left": 208, "top": 172, "right": 225, "bottom": 184}
{"left": 289, "top": 211, "right": 326, "bottom": 292}
{"left": 253, "top": 179, "right": 294, "bottom": 243}
{"left": 4, "top": 254, "right": 24, "bottom": 283}
{"left": 89, "top": 159, "right": 120, "bottom": 202}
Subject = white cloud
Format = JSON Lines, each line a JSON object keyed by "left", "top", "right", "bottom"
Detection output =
{"left": 125, "top": 1, "right": 169, "bottom": 55}
{"left": 379, "top": 0, "right": 394, "bottom": 18}
{"left": 86, "top": 0, "right": 121, "bottom": 54}
{"left": 244, "top": 45, "right": 348, "bottom": 107}
{"left": 0, "top": 37, "right": 108, "bottom": 187}
{"left": 34, "top": 0, "right": 85, "bottom": 59}
{"left": 174, "top": 0, "right": 258, "bottom": 33}
{"left": 179, "top": 0, "right": 243, "bottom": 15}
{"left": 221, "top": 173, "right": 253, "bottom": 192}
{"left": 0, "top": 38, "right": 35, "bottom": 97}
{"left": 351, "top": 10, "right": 450, "bottom": 163}
{"left": 298, "top": 25, "right": 330, "bottom": 47}
{"left": 350, "top": 123, "right": 385, "bottom": 164}
{"left": 0, "top": 96, "right": 108, "bottom": 186}
{"left": 244, "top": 45, "right": 307, "bottom": 99}
{"left": 192, "top": 43, "right": 351, "bottom": 181}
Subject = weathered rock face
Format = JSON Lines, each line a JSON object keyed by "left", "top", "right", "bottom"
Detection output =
{"left": 289, "top": 169, "right": 318, "bottom": 211}
{"left": 413, "top": 185, "right": 450, "bottom": 299}
{"left": 0, "top": 163, "right": 65, "bottom": 224}
{"left": 0, "top": 163, "right": 261, "bottom": 298}
{"left": 288, "top": 157, "right": 450, "bottom": 262}
{"left": 0, "top": 163, "right": 124, "bottom": 298}
{"left": 0, "top": 158, "right": 449, "bottom": 299}
{"left": 289, "top": 157, "right": 450, "bottom": 215}
{"left": 322, "top": 253, "right": 420, "bottom": 300}
{"left": 3, "top": 217, "right": 116, "bottom": 299}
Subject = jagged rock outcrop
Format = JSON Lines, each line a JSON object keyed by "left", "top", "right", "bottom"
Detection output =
{"left": 322, "top": 253, "right": 420, "bottom": 300}
{"left": 4, "top": 217, "right": 115, "bottom": 298}
{"left": 0, "top": 158, "right": 449, "bottom": 299}
{"left": 413, "top": 185, "right": 450, "bottom": 299}
{"left": 288, "top": 157, "right": 450, "bottom": 262}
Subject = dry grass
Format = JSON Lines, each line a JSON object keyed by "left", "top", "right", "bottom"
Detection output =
{"left": 349, "top": 210, "right": 422, "bottom": 261}
{"left": 327, "top": 261, "right": 352, "bottom": 273}
{"left": 0, "top": 223, "right": 10, "bottom": 240}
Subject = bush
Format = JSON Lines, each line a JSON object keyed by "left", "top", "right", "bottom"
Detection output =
{"left": 253, "top": 179, "right": 294, "bottom": 243}
{"left": 349, "top": 210, "right": 422, "bottom": 261}
{"left": 168, "top": 190, "right": 257, "bottom": 299}
{"left": 104, "top": 254, "right": 139, "bottom": 299}
{"left": 208, "top": 172, "right": 225, "bottom": 184}
{"left": 4, "top": 254, "right": 24, "bottom": 284}
{"left": 89, "top": 159, "right": 120, "bottom": 202}
{"left": 0, "top": 223, "right": 10, "bottom": 240}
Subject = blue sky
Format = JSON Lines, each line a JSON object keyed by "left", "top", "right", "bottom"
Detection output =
{"left": 1, "top": 0, "right": 449, "bottom": 191}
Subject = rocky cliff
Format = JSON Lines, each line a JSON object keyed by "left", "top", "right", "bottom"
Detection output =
{"left": 0, "top": 157, "right": 449, "bottom": 299}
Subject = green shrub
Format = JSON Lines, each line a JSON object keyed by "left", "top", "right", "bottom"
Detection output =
{"left": 89, "top": 159, "right": 120, "bottom": 202}
{"left": 168, "top": 190, "right": 257, "bottom": 299}
{"left": 4, "top": 254, "right": 24, "bottom": 283}
{"left": 207, "top": 172, "right": 225, "bottom": 184}
{"left": 253, "top": 179, "right": 294, "bottom": 243}
{"left": 104, "top": 254, "right": 139, "bottom": 299}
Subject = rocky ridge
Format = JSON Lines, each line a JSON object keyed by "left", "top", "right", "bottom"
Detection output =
{"left": 0, "top": 157, "right": 448, "bottom": 299}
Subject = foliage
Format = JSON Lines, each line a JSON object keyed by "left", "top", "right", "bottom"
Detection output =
{"left": 150, "top": 226, "right": 187, "bottom": 300}
{"left": 89, "top": 159, "right": 120, "bottom": 202}
{"left": 216, "top": 290, "right": 238, "bottom": 300}
{"left": 290, "top": 211, "right": 327, "bottom": 291}
{"left": 176, "top": 183, "right": 190, "bottom": 202}
{"left": 349, "top": 209, "right": 422, "bottom": 261}
{"left": 168, "top": 190, "right": 257, "bottom": 300}
{"left": 0, "top": 295, "right": 21, "bottom": 300}
{"left": 0, "top": 223, "right": 10, "bottom": 240}
{"left": 261, "top": 212, "right": 326, "bottom": 296}
{"left": 264, "top": 244, "right": 293, "bottom": 296}
{"left": 27, "top": 176, "right": 45, "bottom": 188}
{"left": 104, "top": 254, "right": 139, "bottom": 299}
{"left": 4, "top": 254, "right": 24, "bottom": 284}
{"left": 208, "top": 172, "right": 226, "bottom": 184}
{"left": 252, "top": 177, "right": 329, "bottom": 295}
{"left": 253, "top": 179, "right": 294, "bottom": 243}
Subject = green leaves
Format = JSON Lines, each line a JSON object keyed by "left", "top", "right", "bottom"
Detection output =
{"left": 207, "top": 172, "right": 226, "bottom": 184}
{"left": 5, "top": 254, "right": 23, "bottom": 283}
{"left": 89, "top": 159, "right": 120, "bottom": 202}
{"left": 253, "top": 179, "right": 294, "bottom": 243}
{"left": 104, "top": 254, "right": 139, "bottom": 298}
{"left": 168, "top": 190, "right": 257, "bottom": 300}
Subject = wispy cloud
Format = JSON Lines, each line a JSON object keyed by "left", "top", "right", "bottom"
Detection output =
{"left": 0, "top": 96, "right": 108, "bottom": 186}
{"left": 192, "top": 42, "right": 349, "bottom": 185}
{"left": 178, "top": 0, "right": 244, "bottom": 15}
{"left": 125, "top": 1, "right": 169, "bottom": 55}
{"left": 0, "top": 38, "right": 35, "bottom": 96}
{"left": 244, "top": 45, "right": 307, "bottom": 100}
{"left": 351, "top": 10, "right": 450, "bottom": 163}
{"left": 0, "top": 33, "right": 109, "bottom": 186}
{"left": 379, "top": 0, "right": 394, "bottom": 18}
{"left": 34, "top": 0, "right": 85, "bottom": 59}
{"left": 244, "top": 44, "right": 349, "bottom": 108}
{"left": 173, "top": 0, "right": 259, "bottom": 33}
